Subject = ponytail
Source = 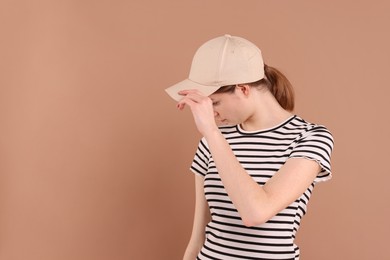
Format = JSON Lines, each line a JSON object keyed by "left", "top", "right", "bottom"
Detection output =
{"left": 262, "top": 64, "right": 295, "bottom": 111}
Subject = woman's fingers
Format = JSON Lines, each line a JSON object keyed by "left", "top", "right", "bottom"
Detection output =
{"left": 177, "top": 97, "right": 196, "bottom": 111}
{"left": 178, "top": 90, "right": 208, "bottom": 103}
{"left": 176, "top": 89, "right": 217, "bottom": 134}
{"left": 178, "top": 89, "right": 201, "bottom": 97}
{"left": 177, "top": 89, "right": 210, "bottom": 111}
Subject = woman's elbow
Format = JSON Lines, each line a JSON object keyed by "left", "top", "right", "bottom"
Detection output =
{"left": 241, "top": 211, "right": 273, "bottom": 227}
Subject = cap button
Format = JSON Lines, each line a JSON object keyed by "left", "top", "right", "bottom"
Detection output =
{"left": 225, "top": 34, "right": 232, "bottom": 38}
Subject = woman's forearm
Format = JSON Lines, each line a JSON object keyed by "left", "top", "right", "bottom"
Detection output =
{"left": 204, "top": 129, "right": 270, "bottom": 226}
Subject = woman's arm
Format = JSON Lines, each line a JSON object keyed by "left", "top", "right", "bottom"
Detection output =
{"left": 183, "top": 174, "right": 211, "bottom": 260}
{"left": 177, "top": 90, "right": 321, "bottom": 227}
{"left": 204, "top": 129, "right": 320, "bottom": 227}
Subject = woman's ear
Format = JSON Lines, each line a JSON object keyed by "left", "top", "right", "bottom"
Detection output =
{"left": 236, "top": 84, "right": 251, "bottom": 97}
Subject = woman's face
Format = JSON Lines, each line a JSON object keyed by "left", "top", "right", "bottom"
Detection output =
{"left": 209, "top": 88, "right": 252, "bottom": 126}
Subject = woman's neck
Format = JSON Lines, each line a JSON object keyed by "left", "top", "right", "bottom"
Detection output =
{"left": 240, "top": 92, "right": 293, "bottom": 132}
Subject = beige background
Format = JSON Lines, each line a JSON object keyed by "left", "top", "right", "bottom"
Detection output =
{"left": 0, "top": 0, "right": 389, "bottom": 259}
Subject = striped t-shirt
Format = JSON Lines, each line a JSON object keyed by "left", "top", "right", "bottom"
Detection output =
{"left": 190, "top": 115, "right": 334, "bottom": 260}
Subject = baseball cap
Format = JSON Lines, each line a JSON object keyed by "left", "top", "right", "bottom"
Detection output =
{"left": 165, "top": 34, "right": 265, "bottom": 101}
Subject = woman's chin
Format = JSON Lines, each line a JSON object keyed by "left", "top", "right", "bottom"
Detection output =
{"left": 217, "top": 120, "right": 233, "bottom": 126}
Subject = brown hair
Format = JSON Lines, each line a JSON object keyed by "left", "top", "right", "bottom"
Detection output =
{"left": 214, "top": 64, "right": 295, "bottom": 111}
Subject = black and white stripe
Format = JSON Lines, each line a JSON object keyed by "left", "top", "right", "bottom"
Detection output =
{"left": 190, "top": 116, "right": 334, "bottom": 260}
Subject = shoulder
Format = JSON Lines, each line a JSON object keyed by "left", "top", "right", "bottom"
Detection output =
{"left": 291, "top": 116, "right": 334, "bottom": 142}
{"left": 288, "top": 117, "right": 334, "bottom": 178}
{"left": 290, "top": 117, "right": 334, "bottom": 167}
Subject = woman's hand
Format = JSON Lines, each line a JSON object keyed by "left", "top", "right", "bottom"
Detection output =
{"left": 177, "top": 90, "right": 219, "bottom": 137}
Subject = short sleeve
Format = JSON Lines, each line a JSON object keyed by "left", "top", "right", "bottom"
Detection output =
{"left": 190, "top": 138, "right": 210, "bottom": 177}
{"left": 289, "top": 125, "right": 334, "bottom": 183}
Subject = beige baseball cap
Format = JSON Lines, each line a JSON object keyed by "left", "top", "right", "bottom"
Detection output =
{"left": 165, "top": 34, "right": 265, "bottom": 101}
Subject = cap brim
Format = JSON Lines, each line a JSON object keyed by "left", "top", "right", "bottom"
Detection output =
{"left": 165, "top": 79, "right": 221, "bottom": 102}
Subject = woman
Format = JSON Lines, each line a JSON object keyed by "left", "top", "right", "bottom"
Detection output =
{"left": 165, "top": 35, "right": 334, "bottom": 260}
